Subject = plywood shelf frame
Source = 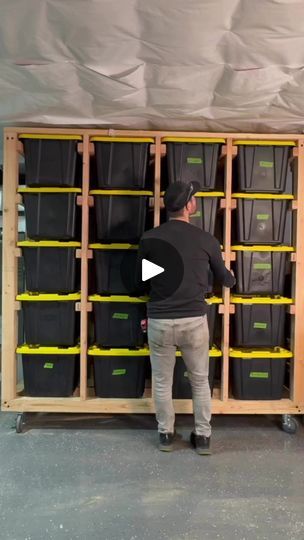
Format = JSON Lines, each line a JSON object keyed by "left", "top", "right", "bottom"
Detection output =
{"left": 2, "top": 127, "right": 304, "bottom": 415}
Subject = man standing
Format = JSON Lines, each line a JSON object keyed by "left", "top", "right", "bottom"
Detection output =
{"left": 137, "top": 181, "right": 235, "bottom": 454}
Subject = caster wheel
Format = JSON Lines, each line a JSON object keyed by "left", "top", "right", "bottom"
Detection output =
{"left": 16, "top": 413, "right": 25, "bottom": 434}
{"left": 281, "top": 414, "right": 298, "bottom": 435}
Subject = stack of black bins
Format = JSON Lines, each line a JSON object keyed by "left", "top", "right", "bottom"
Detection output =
{"left": 162, "top": 137, "right": 226, "bottom": 398}
{"left": 231, "top": 140, "right": 295, "bottom": 400}
{"left": 162, "top": 137, "right": 225, "bottom": 236}
{"left": 89, "top": 136, "right": 153, "bottom": 398}
{"left": 17, "top": 134, "right": 81, "bottom": 397}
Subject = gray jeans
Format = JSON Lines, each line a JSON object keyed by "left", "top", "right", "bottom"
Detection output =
{"left": 148, "top": 315, "right": 211, "bottom": 437}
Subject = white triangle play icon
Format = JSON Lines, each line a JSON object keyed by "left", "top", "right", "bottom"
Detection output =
{"left": 142, "top": 258, "right": 165, "bottom": 282}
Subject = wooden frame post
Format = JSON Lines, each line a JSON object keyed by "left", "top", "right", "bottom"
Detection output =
{"left": 150, "top": 136, "right": 161, "bottom": 403}
{"left": 291, "top": 138, "right": 304, "bottom": 406}
{"left": 221, "top": 138, "right": 234, "bottom": 401}
{"left": 79, "top": 134, "right": 90, "bottom": 400}
{"left": 1, "top": 131, "right": 19, "bottom": 405}
{"left": 153, "top": 136, "right": 162, "bottom": 227}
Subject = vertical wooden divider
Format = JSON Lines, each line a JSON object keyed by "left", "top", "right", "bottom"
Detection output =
{"left": 292, "top": 138, "right": 304, "bottom": 406}
{"left": 79, "top": 135, "right": 90, "bottom": 400}
{"left": 1, "top": 131, "right": 19, "bottom": 405}
{"left": 153, "top": 136, "right": 162, "bottom": 227}
{"left": 221, "top": 139, "right": 234, "bottom": 401}
{"left": 150, "top": 136, "right": 161, "bottom": 402}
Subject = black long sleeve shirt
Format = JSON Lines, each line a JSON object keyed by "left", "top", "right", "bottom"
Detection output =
{"left": 136, "top": 219, "right": 235, "bottom": 319}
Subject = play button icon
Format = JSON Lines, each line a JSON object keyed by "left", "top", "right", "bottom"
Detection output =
{"left": 142, "top": 258, "right": 165, "bottom": 281}
{"left": 120, "top": 237, "right": 184, "bottom": 299}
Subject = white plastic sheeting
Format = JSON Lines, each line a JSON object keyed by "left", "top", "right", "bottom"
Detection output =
{"left": 1, "top": 0, "right": 304, "bottom": 146}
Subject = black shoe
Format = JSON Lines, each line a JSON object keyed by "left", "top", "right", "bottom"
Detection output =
{"left": 190, "top": 432, "right": 211, "bottom": 455}
{"left": 159, "top": 432, "right": 175, "bottom": 452}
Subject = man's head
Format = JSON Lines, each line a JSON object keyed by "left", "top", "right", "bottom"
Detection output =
{"left": 164, "top": 181, "right": 200, "bottom": 220}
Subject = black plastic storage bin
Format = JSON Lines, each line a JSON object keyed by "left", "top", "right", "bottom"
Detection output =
{"left": 235, "top": 140, "right": 294, "bottom": 193}
{"left": 19, "top": 188, "right": 81, "bottom": 240}
{"left": 235, "top": 195, "right": 291, "bottom": 245}
{"left": 17, "top": 345, "right": 80, "bottom": 397}
{"left": 92, "top": 192, "right": 149, "bottom": 243}
{"left": 92, "top": 137, "right": 153, "bottom": 189}
{"left": 172, "top": 349, "right": 222, "bottom": 398}
{"left": 20, "top": 134, "right": 82, "bottom": 187}
{"left": 206, "top": 298, "right": 221, "bottom": 347}
{"left": 189, "top": 195, "right": 221, "bottom": 235}
{"left": 163, "top": 137, "right": 224, "bottom": 190}
{"left": 90, "top": 295, "right": 147, "bottom": 347}
{"left": 231, "top": 297, "right": 291, "bottom": 348}
{"left": 89, "top": 347, "right": 148, "bottom": 398}
{"left": 17, "top": 293, "right": 80, "bottom": 347}
{"left": 91, "top": 244, "right": 138, "bottom": 295}
{"left": 18, "top": 240, "right": 80, "bottom": 293}
{"left": 233, "top": 246, "right": 290, "bottom": 296}
{"left": 230, "top": 348, "right": 291, "bottom": 400}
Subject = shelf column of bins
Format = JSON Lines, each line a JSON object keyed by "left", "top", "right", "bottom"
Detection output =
{"left": 17, "top": 135, "right": 83, "bottom": 398}
{"left": 230, "top": 140, "right": 296, "bottom": 401}
{"left": 88, "top": 136, "right": 155, "bottom": 399}
{"left": 159, "top": 137, "right": 226, "bottom": 401}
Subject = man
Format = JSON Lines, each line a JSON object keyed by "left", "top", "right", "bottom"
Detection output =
{"left": 137, "top": 181, "right": 235, "bottom": 454}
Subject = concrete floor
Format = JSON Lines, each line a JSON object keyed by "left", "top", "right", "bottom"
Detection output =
{"left": 0, "top": 412, "right": 304, "bottom": 540}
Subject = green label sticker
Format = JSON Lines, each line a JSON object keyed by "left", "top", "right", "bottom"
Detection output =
{"left": 187, "top": 157, "right": 202, "bottom": 164}
{"left": 256, "top": 214, "right": 269, "bottom": 220}
{"left": 253, "top": 322, "right": 268, "bottom": 329}
{"left": 112, "top": 313, "right": 129, "bottom": 320}
{"left": 192, "top": 211, "right": 202, "bottom": 218}
{"left": 259, "top": 161, "right": 274, "bottom": 168}
{"left": 253, "top": 263, "right": 272, "bottom": 270}
{"left": 112, "top": 369, "right": 127, "bottom": 376}
{"left": 184, "top": 371, "right": 189, "bottom": 378}
{"left": 249, "top": 371, "right": 269, "bottom": 379}
{"left": 44, "top": 362, "right": 54, "bottom": 369}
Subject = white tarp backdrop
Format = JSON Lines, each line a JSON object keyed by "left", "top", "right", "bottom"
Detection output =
{"left": 1, "top": 0, "right": 304, "bottom": 162}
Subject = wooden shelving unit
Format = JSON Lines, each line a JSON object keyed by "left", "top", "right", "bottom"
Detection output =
{"left": 2, "top": 127, "right": 304, "bottom": 422}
